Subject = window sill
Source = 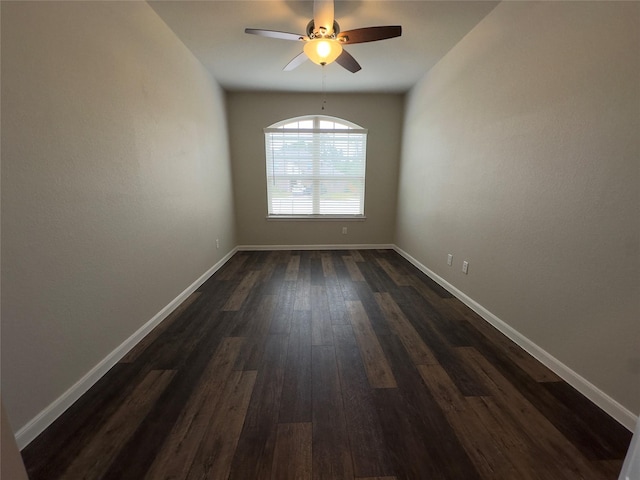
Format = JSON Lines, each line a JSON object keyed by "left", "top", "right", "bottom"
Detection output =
{"left": 266, "top": 215, "right": 367, "bottom": 222}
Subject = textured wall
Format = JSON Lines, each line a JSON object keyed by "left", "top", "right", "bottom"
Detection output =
{"left": 227, "top": 92, "right": 403, "bottom": 247}
{"left": 397, "top": 1, "right": 639, "bottom": 415}
{"left": 1, "top": 1, "right": 235, "bottom": 431}
{"left": 1, "top": 401, "right": 28, "bottom": 480}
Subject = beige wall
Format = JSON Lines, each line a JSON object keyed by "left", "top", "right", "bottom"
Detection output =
{"left": 1, "top": 401, "right": 29, "bottom": 480}
{"left": 1, "top": 1, "right": 235, "bottom": 433}
{"left": 397, "top": 1, "right": 639, "bottom": 415}
{"left": 227, "top": 92, "right": 403, "bottom": 246}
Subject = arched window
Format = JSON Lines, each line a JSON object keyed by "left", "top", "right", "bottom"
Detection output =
{"left": 264, "top": 115, "right": 367, "bottom": 218}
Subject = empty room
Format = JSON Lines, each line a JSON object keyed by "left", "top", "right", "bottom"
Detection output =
{"left": 1, "top": 1, "right": 639, "bottom": 479}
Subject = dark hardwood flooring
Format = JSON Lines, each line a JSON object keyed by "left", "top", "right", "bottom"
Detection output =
{"left": 21, "top": 249, "right": 632, "bottom": 479}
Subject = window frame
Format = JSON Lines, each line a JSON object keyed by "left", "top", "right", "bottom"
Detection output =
{"left": 264, "top": 115, "right": 368, "bottom": 220}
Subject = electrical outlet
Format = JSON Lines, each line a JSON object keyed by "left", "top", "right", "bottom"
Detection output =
{"left": 462, "top": 260, "right": 469, "bottom": 274}
{"left": 447, "top": 254, "right": 453, "bottom": 266}
{"left": 342, "top": 227, "right": 347, "bottom": 235}
{"left": 216, "top": 238, "right": 220, "bottom": 249}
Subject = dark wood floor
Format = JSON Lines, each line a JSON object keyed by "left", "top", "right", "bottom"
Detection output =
{"left": 21, "top": 249, "right": 632, "bottom": 479}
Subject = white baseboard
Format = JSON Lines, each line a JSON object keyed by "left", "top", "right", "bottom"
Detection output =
{"left": 15, "top": 247, "right": 238, "bottom": 450}
{"left": 393, "top": 245, "right": 638, "bottom": 432}
{"left": 237, "top": 243, "right": 394, "bottom": 251}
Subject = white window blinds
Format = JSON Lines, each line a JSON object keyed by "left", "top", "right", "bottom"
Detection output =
{"left": 265, "top": 116, "right": 367, "bottom": 217}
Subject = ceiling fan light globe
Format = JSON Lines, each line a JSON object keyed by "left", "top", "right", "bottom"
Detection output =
{"left": 303, "top": 39, "right": 342, "bottom": 66}
{"left": 317, "top": 41, "right": 331, "bottom": 57}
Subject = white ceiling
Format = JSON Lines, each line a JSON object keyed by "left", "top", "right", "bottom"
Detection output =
{"left": 148, "top": 0, "right": 499, "bottom": 93}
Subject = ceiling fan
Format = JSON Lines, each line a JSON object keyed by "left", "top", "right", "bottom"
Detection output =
{"left": 245, "top": 0, "right": 402, "bottom": 73}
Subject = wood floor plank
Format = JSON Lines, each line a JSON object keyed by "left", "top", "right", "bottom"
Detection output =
{"left": 222, "top": 269, "right": 262, "bottom": 311}
{"left": 294, "top": 254, "right": 312, "bottom": 311}
{"left": 457, "top": 346, "right": 606, "bottom": 480}
{"left": 356, "top": 477, "right": 397, "bottom": 480}
{"left": 470, "top": 397, "right": 552, "bottom": 479}
{"left": 451, "top": 300, "right": 632, "bottom": 461}
{"left": 257, "top": 256, "right": 278, "bottom": 282}
{"left": 215, "top": 253, "right": 249, "bottom": 281}
{"left": 310, "top": 256, "right": 325, "bottom": 286}
{"left": 312, "top": 345, "right": 354, "bottom": 480}
{"left": 375, "top": 258, "right": 412, "bottom": 286}
{"left": 236, "top": 250, "right": 269, "bottom": 275}
{"left": 265, "top": 250, "right": 287, "bottom": 264}
{"left": 228, "top": 416, "right": 278, "bottom": 480}
{"left": 244, "top": 337, "right": 290, "bottom": 426}
{"left": 228, "top": 334, "right": 289, "bottom": 479}
{"left": 62, "top": 369, "right": 175, "bottom": 479}
{"left": 590, "top": 459, "right": 627, "bottom": 478}
{"left": 228, "top": 285, "right": 266, "bottom": 336}
{"left": 262, "top": 261, "right": 287, "bottom": 296}
{"left": 148, "top": 311, "right": 225, "bottom": 370}
{"left": 374, "top": 292, "right": 438, "bottom": 366}
{"left": 143, "top": 337, "right": 245, "bottom": 479}
{"left": 326, "top": 277, "right": 349, "bottom": 325}
{"left": 359, "top": 251, "right": 410, "bottom": 298}
{"left": 333, "top": 252, "right": 360, "bottom": 301}
{"left": 186, "top": 370, "right": 257, "bottom": 480}
{"left": 373, "top": 387, "right": 455, "bottom": 479}
{"left": 230, "top": 292, "right": 277, "bottom": 338}
{"left": 21, "top": 363, "right": 151, "bottom": 480}
{"left": 343, "top": 255, "right": 365, "bottom": 282}
{"left": 285, "top": 254, "right": 300, "bottom": 281}
{"left": 477, "top": 393, "right": 598, "bottom": 479}
{"left": 541, "top": 380, "right": 632, "bottom": 459}
{"left": 311, "top": 285, "right": 334, "bottom": 346}
{"left": 407, "top": 264, "right": 453, "bottom": 299}
{"left": 353, "top": 282, "right": 393, "bottom": 336}
{"left": 402, "top": 284, "right": 476, "bottom": 347}
{"left": 271, "top": 423, "right": 313, "bottom": 480}
{"left": 417, "top": 363, "right": 541, "bottom": 480}
{"left": 321, "top": 252, "right": 336, "bottom": 277}
{"left": 350, "top": 250, "right": 365, "bottom": 262}
{"left": 125, "top": 282, "right": 236, "bottom": 371}
{"left": 375, "top": 333, "right": 481, "bottom": 480}
{"left": 332, "top": 324, "right": 357, "bottom": 347}
{"left": 395, "top": 287, "right": 490, "bottom": 396}
{"left": 232, "top": 294, "right": 278, "bottom": 372}
{"left": 346, "top": 300, "right": 397, "bottom": 389}
{"left": 446, "top": 297, "right": 562, "bottom": 383}
{"left": 270, "top": 281, "right": 296, "bottom": 335}
{"left": 335, "top": 342, "right": 395, "bottom": 477}
{"left": 121, "top": 292, "right": 201, "bottom": 363}
{"left": 101, "top": 308, "right": 237, "bottom": 480}
{"left": 355, "top": 259, "right": 387, "bottom": 293}
{"left": 279, "top": 311, "right": 312, "bottom": 423}
{"left": 374, "top": 257, "right": 411, "bottom": 299}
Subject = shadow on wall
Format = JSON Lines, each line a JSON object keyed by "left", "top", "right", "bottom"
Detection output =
{"left": 1, "top": 400, "right": 29, "bottom": 480}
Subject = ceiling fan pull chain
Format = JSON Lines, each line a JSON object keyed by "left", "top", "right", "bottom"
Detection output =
{"left": 321, "top": 66, "right": 327, "bottom": 110}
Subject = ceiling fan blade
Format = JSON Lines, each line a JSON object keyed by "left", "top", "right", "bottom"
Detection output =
{"left": 283, "top": 52, "right": 309, "bottom": 71}
{"left": 337, "top": 26, "right": 402, "bottom": 44}
{"left": 245, "top": 28, "right": 304, "bottom": 41}
{"left": 335, "top": 49, "right": 361, "bottom": 73}
{"left": 313, "top": 0, "right": 335, "bottom": 35}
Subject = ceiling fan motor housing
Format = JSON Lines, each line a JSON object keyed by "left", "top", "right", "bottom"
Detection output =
{"left": 306, "top": 20, "right": 341, "bottom": 39}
